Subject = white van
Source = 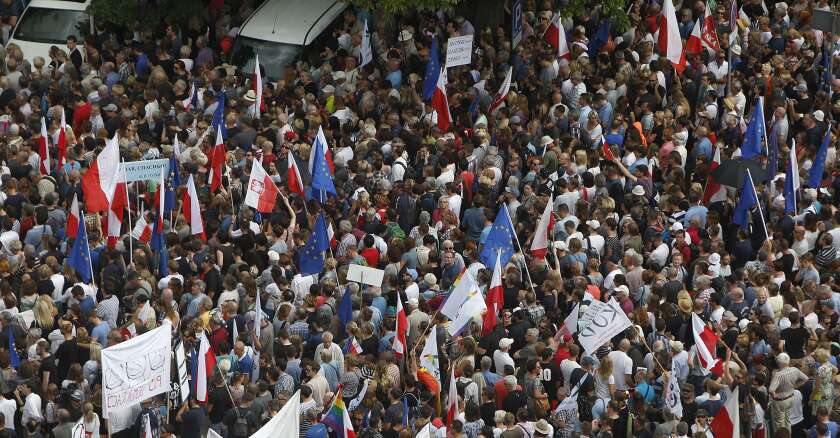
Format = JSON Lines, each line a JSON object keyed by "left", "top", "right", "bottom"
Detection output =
{"left": 7, "top": 0, "right": 92, "bottom": 63}
{"left": 230, "top": 0, "right": 348, "bottom": 80}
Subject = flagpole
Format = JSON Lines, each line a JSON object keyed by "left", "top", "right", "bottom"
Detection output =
{"left": 759, "top": 96, "right": 769, "bottom": 154}
{"left": 81, "top": 209, "right": 96, "bottom": 290}
{"left": 503, "top": 206, "right": 537, "bottom": 295}
{"left": 121, "top": 160, "right": 133, "bottom": 266}
{"left": 746, "top": 168, "right": 769, "bottom": 241}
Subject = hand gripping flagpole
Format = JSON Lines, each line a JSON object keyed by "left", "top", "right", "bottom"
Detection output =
{"left": 503, "top": 206, "right": 537, "bottom": 295}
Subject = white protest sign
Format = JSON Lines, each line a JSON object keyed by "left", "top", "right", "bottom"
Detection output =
{"left": 174, "top": 340, "right": 190, "bottom": 404}
{"left": 119, "top": 159, "right": 169, "bottom": 183}
{"left": 347, "top": 264, "right": 385, "bottom": 287}
{"left": 101, "top": 321, "right": 172, "bottom": 418}
{"left": 665, "top": 371, "right": 683, "bottom": 418}
{"left": 445, "top": 35, "right": 474, "bottom": 68}
{"left": 577, "top": 298, "right": 632, "bottom": 355}
{"left": 577, "top": 300, "right": 609, "bottom": 331}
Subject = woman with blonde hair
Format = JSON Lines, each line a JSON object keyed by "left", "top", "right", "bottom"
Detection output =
{"left": 81, "top": 401, "right": 100, "bottom": 438}
{"left": 812, "top": 348, "right": 837, "bottom": 412}
{"left": 33, "top": 294, "right": 57, "bottom": 330}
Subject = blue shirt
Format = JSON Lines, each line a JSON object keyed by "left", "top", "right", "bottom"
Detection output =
{"left": 91, "top": 321, "right": 110, "bottom": 345}
{"left": 79, "top": 296, "right": 95, "bottom": 314}
{"left": 695, "top": 137, "right": 713, "bottom": 162}
{"left": 385, "top": 69, "right": 402, "bottom": 88}
{"left": 306, "top": 423, "right": 329, "bottom": 438}
{"left": 808, "top": 422, "right": 838, "bottom": 438}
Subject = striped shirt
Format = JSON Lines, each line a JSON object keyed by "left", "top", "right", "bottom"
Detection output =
{"left": 337, "top": 233, "right": 357, "bottom": 259}
{"left": 769, "top": 366, "right": 808, "bottom": 398}
{"left": 96, "top": 296, "right": 120, "bottom": 328}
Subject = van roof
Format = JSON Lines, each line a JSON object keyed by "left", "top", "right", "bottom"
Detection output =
{"left": 238, "top": 0, "right": 347, "bottom": 46}
{"left": 25, "top": 0, "right": 90, "bottom": 10}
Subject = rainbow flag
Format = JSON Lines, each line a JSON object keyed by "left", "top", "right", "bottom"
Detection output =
{"left": 322, "top": 387, "right": 356, "bottom": 438}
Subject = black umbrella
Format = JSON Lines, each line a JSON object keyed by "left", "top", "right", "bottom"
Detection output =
{"left": 709, "top": 158, "right": 768, "bottom": 189}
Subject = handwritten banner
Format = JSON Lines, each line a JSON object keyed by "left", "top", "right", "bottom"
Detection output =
{"left": 577, "top": 298, "right": 632, "bottom": 355}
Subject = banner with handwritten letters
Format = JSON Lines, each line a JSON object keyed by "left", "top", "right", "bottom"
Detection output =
{"left": 101, "top": 321, "right": 172, "bottom": 418}
{"left": 577, "top": 298, "right": 632, "bottom": 355}
{"left": 174, "top": 340, "right": 190, "bottom": 404}
{"left": 665, "top": 370, "right": 683, "bottom": 418}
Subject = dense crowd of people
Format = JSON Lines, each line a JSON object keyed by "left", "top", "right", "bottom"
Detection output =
{"left": 0, "top": 0, "right": 839, "bottom": 438}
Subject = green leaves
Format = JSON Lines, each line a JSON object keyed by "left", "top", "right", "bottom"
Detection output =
{"left": 342, "top": 0, "right": 461, "bottom": 16}
{"left": 562, "top": 0, "right": 630, "bottom": 33}
{"left": 88, "top": 0, "right": 204, "bottom": 27}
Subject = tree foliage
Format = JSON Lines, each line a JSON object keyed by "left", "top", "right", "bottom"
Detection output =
{"left": 89, "top": 0, "right": 205, "bottom": 28}
{"left": 343, "top": 0, "right": 461, "bottom": 16}
{"left": 564, "top": 0, "right": 630, "bottom": 33}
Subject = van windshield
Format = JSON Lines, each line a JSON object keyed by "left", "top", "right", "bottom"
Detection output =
{"left": 12, "top": 7, "right": 89, "bottom": 44}
{"left": 231, "top": 36, "right": 302, "bottom": 80}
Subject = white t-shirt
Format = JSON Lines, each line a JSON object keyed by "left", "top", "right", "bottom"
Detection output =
{"left": 608, "top": 350, "right": 634, "bottom": 391}
{"left": 0, "top": 398, "right": 15, "bottom": 430}
{"left": 493, "top": 350, "right": 515, "bottom": 374}
{"left": 559, "top": 359, "right": 581, "bottom": 391}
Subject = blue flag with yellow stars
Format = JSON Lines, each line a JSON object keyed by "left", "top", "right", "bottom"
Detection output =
{"left": 300, "top": 213, "right": 329, "bottom": 275}
{"left": 68, "top": 215, "right": 92, "bottom": 283}
{"left": 479, "top": 207, "right": 517, "bottom": 270}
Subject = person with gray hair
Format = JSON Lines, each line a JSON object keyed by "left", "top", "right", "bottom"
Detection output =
{"left": 768, "top": 352, "right": 808, "bottom": 433}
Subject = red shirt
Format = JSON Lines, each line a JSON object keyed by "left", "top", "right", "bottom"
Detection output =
{"left": 72, "top": 102, "right": 92, "bottom": 134}
{"left": 553, "top": 346, "right": 571, "bottom": 368}
{"left": 209, "top": 327, "right": 229, "bottom": 353}
{"left": 360, "top": 247, "right": 379, "bottom": 267}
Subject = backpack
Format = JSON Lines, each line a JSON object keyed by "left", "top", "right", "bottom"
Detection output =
{"left": 231, "top": 409, "right": 249, "bottom": 438}
{"left": 455, "top": 378, "right": 471, "bottom": 398}
{"left": 392, "top": 160, "right": 417, "bottom": 183}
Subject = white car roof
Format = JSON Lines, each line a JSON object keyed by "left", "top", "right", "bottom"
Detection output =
{"left": 22, "top": 0, "right": 89, "bottom": 11}
{"left": 238, "top": 0, "right": 346, "bottom": 46}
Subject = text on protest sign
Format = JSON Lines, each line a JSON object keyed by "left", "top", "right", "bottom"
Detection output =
{"left": 577, "top": 298, "right": 632, "bottom": 355}
{"left": 445, "top": 35, "right": 474, "bottom": 68}
{"left": 119, "top": 159, "right": 169, "bottom": 183}
{"left": 101, "top": 321, "right": 172, "bottom": 418}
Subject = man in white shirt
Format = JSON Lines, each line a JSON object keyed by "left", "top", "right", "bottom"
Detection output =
{"left": 649, "top": 234, "right": 670, "bottom": 268}
{"left": 16, "top": 379, "right": 42, "bottom": 426}
{"left": 608, "top": 339, "right": 635, "bottom": 391}
{"left": 583, "top": 220, "right": 605, "bottom": 256}
{"left": 559, "top": 344, "right": 581, "bottom": 393}
{"left": 314, "top": 332, "right": 344, "bottom": 377}
{"left": 0, "top": 388, "right": 16, "bottom": 433}
{"left": 494, "top": 338, "right": 515, "bottom": 373}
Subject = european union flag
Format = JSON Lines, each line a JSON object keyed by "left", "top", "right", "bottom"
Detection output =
{"left": 809, "top": 128, "right": 831, "bottom": 188}
{"left": 480, "top": 207, "right": 517, "bottom": 270}
{"left": 310, "top": 135, "right": 337, "bottom": 203}
{"left": 733, "top": 171, "right": 757, "bottom": 230}
{"left": 211, "top": 90, "right": 227, "bottom": 139}
{"left": 8, "top": 330, "right": 18, "bottom": 369}
{"left": 68, "top": 216, "right": 92, "bottom": 284}
{"left": 169, "top": 155, "right": 181, "bottom": 188}
{"left": 589, "top": 20, "right": 611, "bottom": 59}
{"left": 300, "top": 213, "right": 329, "bottom": 275}
{"left": 822, "top": 44, "right": 832, "bottom": 92}
{"left": 741, "top": 103, "right": 765, "bottom": 159}
{"left": 151, "top": 213, "right": 168, "bottom": 277}
{"left": 423, "top": 38, "right": 440, "bottom": 101}
{"left": 337, "top": 284, "right": 353, "bottom": 334}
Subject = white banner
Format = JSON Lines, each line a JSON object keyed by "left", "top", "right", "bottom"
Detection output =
{"left": 102, "top": 321, "right": 172, "bottom": 418}
{"left": 665, "top": 371, "right": 683, "bottom": 418}
{"left": 445, "top": 35, "right": 474, "bottom": 68}
{"left": 578, "top": 298, "right": 632, "bottom": 355}
{"left": 174, "top": 340, "right": 190, "bottom": 404}
{"left": 119, "top": 159, "right": 169, "bottom": 183}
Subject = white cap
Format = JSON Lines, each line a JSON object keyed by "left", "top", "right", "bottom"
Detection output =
{"left": 708, "top": 253, "right": 721, "bottom": 265}
{"left": 499, "top": 338, "right": 514, "bottom": 348}
{"left": 615, "top": 285, "right": 630, "bottom": 295}
{"left": 586, "top": 220, "right": 600, "bottom": 230}
{"left": 632, "top": 185, "right": 646, "bottom": 196}
{"left": 268, "top": 250, "right": 280, "bottom": 262}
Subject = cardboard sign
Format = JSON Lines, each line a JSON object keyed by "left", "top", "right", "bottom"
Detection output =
{"left": 119, "top": 159, "right": 169, "bottom": 183}
{"left": 445, "top": 35, "right": 474, "bottom": 68}
{"left": 347, "top": 264, "right": 385, "bottom": 287}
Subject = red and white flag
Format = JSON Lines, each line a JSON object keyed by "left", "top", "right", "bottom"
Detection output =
{"left": 691, "top": 313, "right": 720, "bottom": 372}
{"left": 482, "top": 251, "right": 504, "bottom": 335}
{"left": 287, "top": 150, "right": 306, "bottom": 197}
{"left": 710, "top": 387, "right": 740, "bottom": 438}
{"left": 82, "top": 135, "right": 121, "bottom": 212}
{"left": 183, "top": 174, "right": 206, "bottom": 240}
{"left": 245, "top": 160, "right": 279, "bottom": 213}
{"left": 195, "top": 331, "right": 216, "bottom": 403}
{"left": 182, "top": 82, "right": 196, "bottom": 111}
{"left": 106, "top": 176, "right": 127, "bottom": 248}
{"left": 209, "top": 125, "right": 226, "bottom": 192}
{"left": 602, "top": 137, "right": 615, "bottom": 161}
{"left": 703, "top": 145, "right": 727, "bottom": 204}
{"left": 489, "top": 67, "right": 513, "bottom": 114}
{"left": 530, "top": 196, "right": 554, "bottom": 258}
{"left": 67, "top": 193, "right": 80, "bottom": 239}
{"left": 131, "top": 212, "right": 153, "bottom": 243}
{"left": 327, "top": 222, "right": 337, "bottom": 250}
{"left": 252, "top": 54, "right": 264, "bottom": 118}
{"left": 658, "top": 0, "right": 685, "bottom": 73}
{"left": 685, "top": 19, "right": 704, "bottom": 56}
{"left": 431, "top": 67, "right": 452, "bottom": 132}
{"left": 38, "top": 117, "right": 50, "bottom": 175}
{"left": 308, "top": 126, "right": 335, "bottom": 174}
{"left": 393, "top": 293, "right": 408, "bottom": 358}
{"left": 349, "top": 337, "right": 363, "bottom": 355}
{"left": 446, "top": 365, "right": 460, "bottom": 426}
{"left": 56, "top": 109, "right": 67, "bottom": 169}
{"left": 544, "top": 14, "right": 570, "bottom": 60}
{"left": 701, "top": 3, "right": 721, "bottom": 53}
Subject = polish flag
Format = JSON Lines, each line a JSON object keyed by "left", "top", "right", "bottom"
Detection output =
{"left": 38, "top": 117, "right": 50, "bottom": 175}
{"left": 56, "top": 109, "right": 67, "bottom": 169}
{"left": 710, "top": 387, "right": 740, "bottom": 438}
{"left": 183, "top": 174, "right": 206, "bottom": 240}
{"left": 182, "top": 82, "right": 197, "bottom": 111}
{"left": 685, "top": 19, "right": 704, "bottom": 56}
{"left": 544, "top": 14, "right": 570, "bottom": 60}
{"left": 66, "top": 193, "right": 80, "bottom": 239}
{"left": 691, "top": 313, "right": 720, "bottom": 372}
{"left": 245, "top": 159, "right": 279, "bottom": 213}
{"left": 658, "top": 0, "right": 685, "bottom": 74}
{"left": 327, "top": 222, "right": 337, "bottom": 250}
{"left": 131, "top": 212, "right": 153, "bottom": 243}
{"left": 393, "top": 293, "right": 408, "bottom": 358}
{"left": 82, "top": 135, "right": 121, "bottom": 212}
{"left": 530, "top": 196, "right": 554, "bottom": 258}
{"left": 308, "top": 126, "right": 335, "bottom": 174}
{"left": 431, "top": 67, "right": 452, "bottom": 132}
{"left": 703, "top": 145, "right": 727, "bottom": 204}
{"left": 602, "top": 137, "right": 615, "bottom": 161}
{"left": 195, "top": 331, "right": 216, "bottom": 403}
{"left": 489, "top": 67, "right": 513, "bottom": 114}
{"left": 287, "top": 150, "right": 306, "bottom": 197}
{"left": 482, "top": 251, "right": 504, "bottom": 335}
{"left": 446, "top": 365, "right": 460, "bottom": 426}
{"left": 208, "top": 125, "right": 226, "bottom": 192}
{"left": 106, "top": 176, "right": 127, "bottom": 248}
{"left": 701, "top": 3, "right": 721, "bottom": 53}
{"left": 348, "top": 337, "right": 363, "bottom": 355}
{"left": 252, "top": 54, "right": 264, "bottom": 118}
